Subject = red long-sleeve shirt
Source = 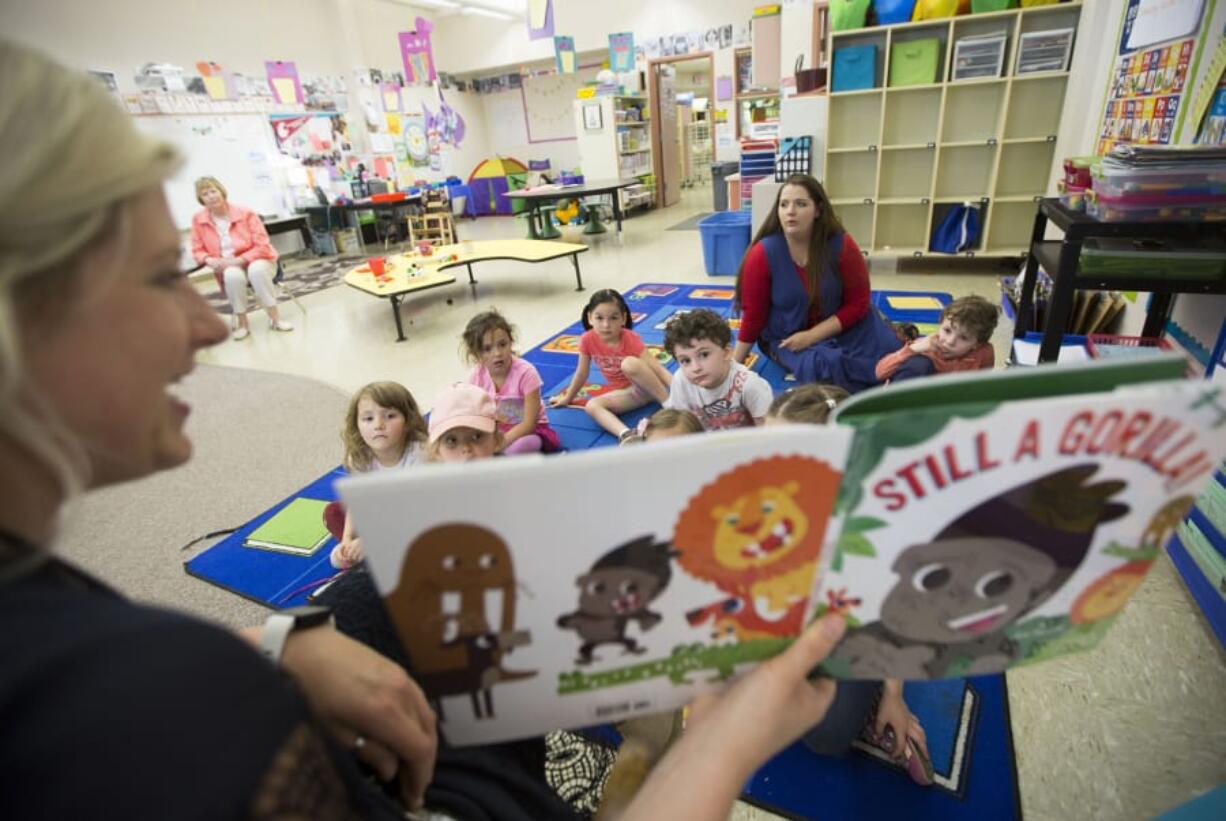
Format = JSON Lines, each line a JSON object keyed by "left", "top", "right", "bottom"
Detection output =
{"left": 736, "top": 234, "right": 870, "bottom": 344}
{"left": 875, "top": 339, "right": 995, "bottom": 381}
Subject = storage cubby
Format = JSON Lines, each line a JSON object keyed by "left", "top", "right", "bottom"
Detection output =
{"left": 878, "top": 147, "right": 935, "bottom": 200}
{"left": 996, "top": 141, "right": 1057, "bottom": 198}
{"left": 1004, "top": 75, "right": 1067, "bottom": 139}
{"left": 827, "top": 91, "right": 884, "bottom": 150}
{"left": 826, "top": 150, "right": 878, "bottom": 200}
{"left": 821, "top": 3, "right": 1082, "bottom": 255}
{"left": 984, "top": 200, "right": 1035, "bottom": 254}
{"left": 887, "top": 24, "right": 950, "bottom": 86}
{"left": 950, "top": 16, "right": 1015, "bottom": 80}
{"left": 831, "top": 30, "right": 888, "bottom": 92}
{"left": 934, "top": 144, "right": 995, "bottom": 199}
{"left": 882, "top": 86, "right": 942, "bottom": 146}
{"left": 942, "top": 81, "right": 1005, "bottom": 142}
{"left": 875, "top": 203, "right": 929, "bottom": 252}
{"left": 929, "top": 201, "right": 988, "bottom": 253}
{"left": 837, "top": 203, "right": 875, "bottom": 249}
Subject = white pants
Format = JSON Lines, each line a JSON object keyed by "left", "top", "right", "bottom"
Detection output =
{"left": 220, "top": 259, "right": 278, "bottom": 316}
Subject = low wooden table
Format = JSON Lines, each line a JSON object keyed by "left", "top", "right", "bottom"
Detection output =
{"left": 344, "top": 239, "right": 588, "bottom": 341}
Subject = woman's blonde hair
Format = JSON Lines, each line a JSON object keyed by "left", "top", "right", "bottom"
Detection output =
{"left": 766, "top": 383, "right": 850, "bottom": 425}
{"left": 341, "top": 382, "right": 428, "bottom": 472}
{"left": 194, "top": 176, "right": 228, "bottom": 205}
{"left": 0, "top": 40, "right": 182, "bottom": 496}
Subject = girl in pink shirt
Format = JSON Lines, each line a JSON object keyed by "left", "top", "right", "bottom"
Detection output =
{"left": 548, "top": 289, "right": 672, "bottom": 442}
{"left": 463, "top": 309, "right": 561, "bottom": 454}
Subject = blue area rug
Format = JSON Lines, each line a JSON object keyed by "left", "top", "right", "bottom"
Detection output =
{"left": 184, "top": 469, "right": 344, "bottom": 609}
{"left": 742, "top": 675, "right": 1020, "bottom": 820}
{"left": 185, "top": 282, "right": 954, "bottom": 602}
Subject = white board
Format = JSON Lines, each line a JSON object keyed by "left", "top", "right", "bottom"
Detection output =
{"left": 133, "top": 114, "right": 284, "bottom": 230}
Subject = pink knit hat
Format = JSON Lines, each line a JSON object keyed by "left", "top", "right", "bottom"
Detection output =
{"left": 429, "top": 383, "right": 497, "bottom": 444}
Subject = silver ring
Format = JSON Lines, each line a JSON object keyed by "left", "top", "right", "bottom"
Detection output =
{"left": 354, "top": 735, "right": 367, "bottom": 752}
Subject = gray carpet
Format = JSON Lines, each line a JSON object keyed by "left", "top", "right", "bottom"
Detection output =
{"left": 55, "top": 363, "right": 348, "bottom": 628}
{"left": 665, "top": 212, "right": 714, "bottom": 231}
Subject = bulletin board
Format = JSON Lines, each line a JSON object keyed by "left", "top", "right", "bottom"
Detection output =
{"left": 134, "top": 114, "right": 283, "bottom": 230}
{"left": 521, "top": 67, "right": 599, "bottom": 142}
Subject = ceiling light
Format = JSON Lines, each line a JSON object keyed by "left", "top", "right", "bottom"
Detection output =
{"left": 460, "top": 5, "right": 515, "bottom": 20}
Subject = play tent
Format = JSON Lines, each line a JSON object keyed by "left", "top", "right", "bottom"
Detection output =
{"left": 467, "top": 156, "right": 529, "bottom": 215}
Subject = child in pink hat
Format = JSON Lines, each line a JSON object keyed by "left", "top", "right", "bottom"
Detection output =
{"left": 427, "top": 383, "right": 503, "bottom": 463}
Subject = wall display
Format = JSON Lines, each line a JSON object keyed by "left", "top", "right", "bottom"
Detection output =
{"left": 527, "top": 0, "right": 555, "bottom": 41}
{"left": 555, "top": 36, "right": 577, "bottom": 74}
{"left": 610, "top": 32, "right": 635, "bottom": 73}
{"left": 583, "top": 103, "right": 603, "bottom": 130}
{"left": 1121, "top": 0, "right": 1206, "bottom": 53}
{"left": 265, "top": 61, "right": 303, "bottom": 105}
{"left": 399, "top": 17, "right": 437, "bottom": 85}
{"left": 1098, "top": 38, "right": 1194, "bottom": 154}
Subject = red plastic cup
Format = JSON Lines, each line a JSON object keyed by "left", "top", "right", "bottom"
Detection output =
{"left": 368, "top": 256, "right": 386, "bottom": 276}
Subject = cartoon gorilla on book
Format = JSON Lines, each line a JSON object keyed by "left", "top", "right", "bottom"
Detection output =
{"left": 833, "top": 464, "right": 1129, "bottom": 679}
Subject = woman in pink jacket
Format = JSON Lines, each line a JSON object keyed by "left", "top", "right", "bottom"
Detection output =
{"left": 190, "top": 176, "right": 293, "bottom": 340}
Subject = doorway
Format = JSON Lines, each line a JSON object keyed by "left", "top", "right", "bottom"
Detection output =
{"left": 648, "top": 52, "right": 714, "bottom": 209}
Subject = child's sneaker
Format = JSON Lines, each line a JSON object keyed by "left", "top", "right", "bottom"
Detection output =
{"left": 232, "top": 326, "right": 251, "bottom": 341}
{"left": 270, "top": 318, "right": 294, "bottom": 332}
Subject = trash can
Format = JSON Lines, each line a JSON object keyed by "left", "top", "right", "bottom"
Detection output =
{"left": 710, "top": 161, "right": 740, "bottom": 211}
{"left": 698, "top": 211, "right": 752, "bottom": 276}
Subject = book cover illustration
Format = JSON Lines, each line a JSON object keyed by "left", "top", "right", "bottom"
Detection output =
{"left": 812, "top": 382, "right": 1226, "bottom": 680}
{"left": 242, "top": 497, "right": 331, "bottom": 557}
{"left": 627, "top": 285, "right": 679, "bottom": 300}
{"left": 340, "top": 427, "right": 852, "bottom": 745}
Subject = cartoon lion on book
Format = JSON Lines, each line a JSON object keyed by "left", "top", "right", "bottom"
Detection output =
{"left": 673, "top": 456, "right": 841, "bottom": 641}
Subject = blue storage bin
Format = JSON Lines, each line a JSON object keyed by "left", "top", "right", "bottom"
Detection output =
{"left": 832, "top": 45, "right": 877, "bottom": 92}
{"left": 698, "top": 211, "right": 752, "bottom": 276}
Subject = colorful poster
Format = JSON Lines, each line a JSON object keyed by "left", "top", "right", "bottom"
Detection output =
{"left": 399, "top": 18, "right": 437, "bottom": 85}
{"left": 1097, "top": 37, "right": 1195, "bottom": 155}
{"left": 527, "top": 0, "right": 554, "bottom": 41}
{"left": 554, "top": 35, "right": 576, "bottom": 75}
{"left": 195, "top": 62, "right": 233, "bottom": 100}
{"left": 265, "top": 61, "right": 302, "bottom": 105}
{"left": 1121, "top": 0, "right": 1205, "bottom": 53}
{"left": 609, "top": 32, "right": 635, "bottom": 73}
{"left": 382, "top": 82, "right": 402, "bottom": 112}
{"left": 716, "top": 75, "right": 733, "bottom": 101}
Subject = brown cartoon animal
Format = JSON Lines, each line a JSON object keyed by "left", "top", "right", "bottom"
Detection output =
{"left": 383, "top": 523, "right": 534, "bottom": 720}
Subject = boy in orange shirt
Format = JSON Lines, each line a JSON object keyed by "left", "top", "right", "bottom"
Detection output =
{"left": 876, "top": 295, "right": 997, "bottom": 383}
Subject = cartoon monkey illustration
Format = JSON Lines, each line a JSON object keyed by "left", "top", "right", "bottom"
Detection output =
{"left": 834, "top": 464, "right": 1129, "bottom": 679}
{"left": 557, "top": 536, "right": 675, "bottom": 665}
{"left": 383, "top": 523, "right": 534, "bottom": 720}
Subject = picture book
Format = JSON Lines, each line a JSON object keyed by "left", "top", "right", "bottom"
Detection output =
{"left": 339, "top": 355, "right": 1226, "bottom": 745}
{"left": 242, "top": 497, "right": 332, "bottom": 557}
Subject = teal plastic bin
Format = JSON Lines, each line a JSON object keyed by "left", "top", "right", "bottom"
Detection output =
{"left": 698, "top": 211, "right": 752, "bottom": 276}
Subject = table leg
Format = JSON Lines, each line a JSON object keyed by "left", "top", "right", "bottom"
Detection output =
{"left": 466, "top": 263, "right": 477, "bottom": 285}
{"left": 1015, "top": 207, "right": 1049, "bottom": 339}
{"left": 612, "top": 193, "right": 624, "bottom": 233}
{"left": 1038, "top": 240, "right": 1080, "bottom": 363}
{"left": 1142, "top": 292, "right": 1174, "bottom": 339}
{"left": 351, "top": 211, "right": 367, "bottom": 253}
{"left": 390, "top": 294, "right": 407, "bottom": 342}
{"left": 298, "top": 219, "right": 313, "bottom": 253}
{"left": 571, "top": 254, "right": 584, "bottom": 291}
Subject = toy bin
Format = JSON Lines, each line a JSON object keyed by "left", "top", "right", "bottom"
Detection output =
{"left": 698, "top": 211, "right": 752, "bottom": 276}
{"left": 889, "top": 39, "right": 941, "bottom": 87}
{"left": 1085, "top": 335, "right": 1174, "bottom": 361}
{"left": 832, "top": 45, "right": 878, "bottom": 92}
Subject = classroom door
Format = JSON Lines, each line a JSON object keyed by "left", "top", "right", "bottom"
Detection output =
{"left": 653, "top": 63, "right": 681, "bottom": 208}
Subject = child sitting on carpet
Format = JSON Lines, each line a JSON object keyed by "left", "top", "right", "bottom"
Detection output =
{"left": 875, "top": 295, "right": 998, "bottom": 384}
{"left": 328, "top": 381, "right": 428, "bottom": 569}
{"left": 765, "top": 383, "right": 850, "bottom": 426}
{"left": 549, "top": 289, "right": 672, "bottom": 443}
{"left": 463, "top": 309, "right": 560, "bottom": 455}
{"left": 643, "top": 408, "right": 703, "bottom": 442}
{"left": 663, "top": 308, "right": 772, "bottom": 430}
{"left": 426, "top": 382, "right": 504, "bottom": 463}
{"left": 766, "top": 383, "right": 933, "bottom": 785}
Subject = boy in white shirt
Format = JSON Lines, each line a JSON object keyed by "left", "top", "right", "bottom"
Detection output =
{"left": 663, "top": 308, "right": 773, "bottom": 430}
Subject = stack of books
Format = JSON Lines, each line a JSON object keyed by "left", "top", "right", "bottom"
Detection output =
{"left": 1168, "top": 459, "right": 1226, "bottom": 649}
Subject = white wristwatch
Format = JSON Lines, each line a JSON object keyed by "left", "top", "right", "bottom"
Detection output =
{"left": 259, "top": 605, "right": 334, "bottom": 665}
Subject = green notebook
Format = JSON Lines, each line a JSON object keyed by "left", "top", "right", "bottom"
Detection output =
{"left": 242, "top": 498, "right": 331, "bottom": 557}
